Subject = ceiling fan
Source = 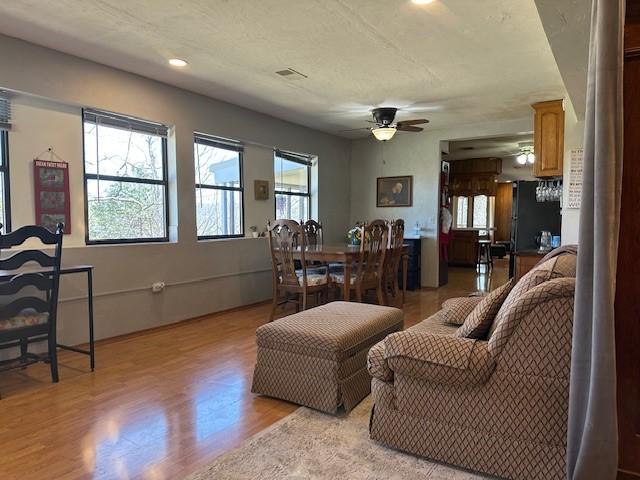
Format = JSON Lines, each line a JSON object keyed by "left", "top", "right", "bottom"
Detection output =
{"left": 343, "top": 107, "right": 429, "bottom": 141}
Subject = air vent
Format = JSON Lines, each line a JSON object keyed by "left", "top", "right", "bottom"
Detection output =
{"left": 275, "top": 68, "right": 308, "bottom": 80}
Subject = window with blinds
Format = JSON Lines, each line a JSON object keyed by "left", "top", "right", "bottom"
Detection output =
{"left": 194, "top": 133, "right": 244, "bottom": 239}
{"left": 0, "top": 130, "right": 10, "bottom": 233}
{"left": 274, "top": 150, "right": 312, "bottom": 222}
{"left": 0, "top": 92, "right": 11, "bottom": 232}
{"left": 82, "top": 108, "right": 169, "bottom": 244}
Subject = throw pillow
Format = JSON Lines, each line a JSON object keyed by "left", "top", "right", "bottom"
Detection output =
{"left": 456, "top": 279, "right": 514, "bottom": 339}
{"left": 440, "top": 297, "right": 484, "bottom": 326}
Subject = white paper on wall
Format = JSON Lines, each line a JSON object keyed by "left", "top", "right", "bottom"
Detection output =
{"left": 567, "top": 148, "right": 584, "bottom": 209}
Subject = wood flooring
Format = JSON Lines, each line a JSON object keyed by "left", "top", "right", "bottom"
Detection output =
{"left": 0, "top": 262, "right": 508, "bottom": 480}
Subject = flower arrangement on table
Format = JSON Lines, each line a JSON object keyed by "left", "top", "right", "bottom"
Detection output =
{"left": 347, "top": 223, "right": 363, "bottom": 245}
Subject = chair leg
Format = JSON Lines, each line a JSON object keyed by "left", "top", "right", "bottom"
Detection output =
{"left": 355, "top": 286, "right": 363, "bottom": 303}
{"left": 48, "top": 335, "right": 59, "bottom": 383}
{"left": 376, "top": 284, "right": 385, "bottom": 306}
{"left": 269, "top": 290, "right": 279, "bottom": 322}
{"left": 302, "top": 292, "right": 308, "bottom": 311}
{"left": 19, "top": 338, "right": 28, "bottom": 367}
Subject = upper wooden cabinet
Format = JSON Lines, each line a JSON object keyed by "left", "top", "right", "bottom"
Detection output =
{"left": 532, "top": 100, "right": 565, "bottom": 177}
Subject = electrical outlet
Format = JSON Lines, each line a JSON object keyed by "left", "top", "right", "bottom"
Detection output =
{"left": 152, "top": 282, "right": 165, "bottom": 293}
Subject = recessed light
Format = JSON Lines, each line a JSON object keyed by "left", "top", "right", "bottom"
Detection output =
{"left": 168, "top": 58, "right": 188, "bottom": 67}
{"left": 412, "top": 0, "right": 435, "bottom": 4}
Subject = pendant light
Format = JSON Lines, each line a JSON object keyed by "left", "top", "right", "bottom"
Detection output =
{"left": 372, "top": 126, "right": 397, "bottom": 141}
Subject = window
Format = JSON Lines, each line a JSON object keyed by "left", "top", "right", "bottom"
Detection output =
{"left": 0, "top": 131, "right": 10, "bottom": 232}
{"left": 274, "top": 150, "right": 311, "bottom": 221}
{"left": 453, "top": 196, "right": 468, "bottom": 228}
{"left": 453, "top": 194, "right": 494, "bottom": 232}
{"left": 194, "top": 134, "right": 244, "bottom": 239}
{"left": 83, "top": 109, "right": 169, "bottom": 244}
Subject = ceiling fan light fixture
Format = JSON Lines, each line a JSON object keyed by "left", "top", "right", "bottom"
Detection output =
{"left": 372, "top": 127, "right": 397, "bottom": 141}
{"left": 516, "top": 153, "right": 527, "bottom": 165}
{"left": 527, "top": 153, "right": 536, "bottom": 164}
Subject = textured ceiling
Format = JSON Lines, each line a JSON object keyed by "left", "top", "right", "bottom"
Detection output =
{"left": 0, "top": 0, "right": 567, "bottom": 138}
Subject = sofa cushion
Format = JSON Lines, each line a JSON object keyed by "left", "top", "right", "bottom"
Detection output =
{"left": 488, "top": 254, "right": 575, "bottom": 338}
{"left": 256, "top": 301, "right": 403, "bottom": 361}
{"left": 440, "top": 297, "right": 484, "bottom": 326}
{"left": 408, "top": 312, "right": 459, "bottom": 336}
{"left": 455, "top": 280, "right": 514, "bottom": 339}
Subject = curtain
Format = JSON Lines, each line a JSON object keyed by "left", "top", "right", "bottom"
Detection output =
{"left": 567, "top": 0, "right": 625, "bottom": 479}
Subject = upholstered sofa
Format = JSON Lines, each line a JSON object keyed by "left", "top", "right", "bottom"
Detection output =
{"left": 367, "top": 249, "right": 577, "bottom": 480}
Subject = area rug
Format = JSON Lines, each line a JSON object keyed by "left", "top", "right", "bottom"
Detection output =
{"left": 185, "top": 396, "right": 491, "bottom": 480}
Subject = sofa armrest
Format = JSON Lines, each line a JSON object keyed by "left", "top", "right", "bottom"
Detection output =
{"left": 367, "top": 340, "right": 393, "bottom": 382}
{"left": 384, "top": 331, "right": 495, "bottom": 386}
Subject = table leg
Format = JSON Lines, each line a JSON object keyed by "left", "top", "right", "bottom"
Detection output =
{"left": 88, "top": 269, "right": 95, "bottom": 371}
{"left": 343, "top": 262, "right": 351, "bottom": 302}
{"left": 402, "top": 253, "right": 408, "bottom": 304}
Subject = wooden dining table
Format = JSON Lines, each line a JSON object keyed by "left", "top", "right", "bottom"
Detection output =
{"left": 292, "top": 244, "right": 410, "bottom": 303}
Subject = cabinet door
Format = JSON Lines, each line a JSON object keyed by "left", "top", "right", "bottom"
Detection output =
{"left": 451, "top": 175, "right": 473, "bottom": 196}
{"left": 532, "top": 100, "right": 565, "bottom": 177}
{"left": 474, "top": 175, "right": 497, "bottom": 196}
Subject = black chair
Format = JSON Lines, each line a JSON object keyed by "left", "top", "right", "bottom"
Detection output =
{"left": 0, "top": 224, "right": 64, "bottom": 387}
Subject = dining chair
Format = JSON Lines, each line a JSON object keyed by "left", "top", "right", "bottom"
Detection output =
{"left": 0, "top": 223, "right": 64, "bottom": 389}
{"left": 383, "top": 219, "right": 405, "bottom": 304}
{"left": 267, "top": 220, "right": 329, "bottom": 321}
{"left": 302, "top": 220, "right": 323, "bottom": 247}
{"left": 331, "top": 220, "right": 388, "bottom": 304}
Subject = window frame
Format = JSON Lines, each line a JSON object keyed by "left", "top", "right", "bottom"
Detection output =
{"left": 82, "top": 108, "right": 170, "bottom": 245}
{"left": 194, "top": 133, "right": 245, "bottom": 240}
{"left": 0, "top": 130, "right": 11, "bottom": 233}
{"left": 274, "top": 150, "right": 312, "bottom": 221}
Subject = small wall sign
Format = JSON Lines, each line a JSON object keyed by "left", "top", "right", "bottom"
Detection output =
{"left": 567, "top": 148, "right": 584, "bottom": 210}
{"left": 33, "top": 160, "right": 71, "bottom": 233}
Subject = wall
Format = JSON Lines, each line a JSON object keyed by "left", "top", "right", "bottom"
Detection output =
{"left": 0, "top": 34, "right": 351, "bottom": 345}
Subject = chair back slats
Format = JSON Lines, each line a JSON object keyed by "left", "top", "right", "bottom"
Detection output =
{"left": 302, "top": 220, "right": 323, "bottom": 247}
{"left": 0, "top": 273, "right": 52, "bottom": 296}
{"left": 268, "top": 220, "right": 306, "bottom": 287}
{"left": 357, "top": 220, "right": 388, "bottom": 282}
{"left": 0, "top": 296, "right": 50, "bottom": 320}
{"left": 0, "top": 225, "right": 61, "bottom": 248}
{"left": 0, "top": 223, "right": 63, "bottom": 329}
{"left": 0, "top": 250, "right": 56, "bottom": 270}
{"left": 384, "top": 219, "right": 405, "bottom": 286}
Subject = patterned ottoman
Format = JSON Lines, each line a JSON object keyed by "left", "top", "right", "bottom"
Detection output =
{"left": 251, "top": 301, "right": 403, "bottom": 414}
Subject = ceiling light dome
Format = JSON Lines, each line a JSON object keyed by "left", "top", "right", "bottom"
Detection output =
{"left": 516, "top": 153, "right": 527, "bottom": 165}
{"left": 372, "top": 126, "right": 397, "bottom": 141}
{"left": 168, "top": 58, "right": 188, "bottom": 67}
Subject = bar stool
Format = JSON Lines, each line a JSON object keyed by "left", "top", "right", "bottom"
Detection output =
{"left": 476, "top": 239, "right": 493, "bottom": 271}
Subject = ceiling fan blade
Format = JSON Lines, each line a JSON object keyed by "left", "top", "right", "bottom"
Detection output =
{"left": 397, "top": 125, "right": 424, "bottom": 132}
{"left": 396, "top": 119, "right": 429, "bottom": 127}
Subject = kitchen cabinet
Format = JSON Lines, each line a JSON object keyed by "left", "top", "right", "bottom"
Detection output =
{"left": 474, "top": 175, "right": 497, "bottom": 196}
{"left": 448, "top": 230, "right": 479, "bottom": 267}
{"left": 532, "top": 100, "right": 565, "bottom": 177}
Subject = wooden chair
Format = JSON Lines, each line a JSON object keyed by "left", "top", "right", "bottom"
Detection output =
{"left": 383, "top": 219, "right": 405, "bottom": 305}
{"left": 302, "top": 220, "right": 323, "bottom": 247}
{"left": 331, "top": 220, "right": 388, "bottom": 304}
{"left": 0, "top": 224, "right": 64, "bottom": 388}
{"left": 268, "top": 220, "right": 329, "bottom": 321}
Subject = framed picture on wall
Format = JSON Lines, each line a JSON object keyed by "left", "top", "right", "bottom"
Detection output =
{"left": 376, "top": 176, "right": 413, "bottom": 207}
{"left": 254, "top": 179, "right": 269, "bottom": 200}
{"left": 33, "top": 160, "right": 71, "bottom": 234}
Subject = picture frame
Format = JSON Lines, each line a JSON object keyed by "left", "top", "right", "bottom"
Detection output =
{"left": 376, "top": 176, "right": 413, "bottom": 207}
{"left": 33, "top": 160, "right": 71, "bottom": 234}
{"left": 254, "top": 179, "right": 269, "bottom": 201}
